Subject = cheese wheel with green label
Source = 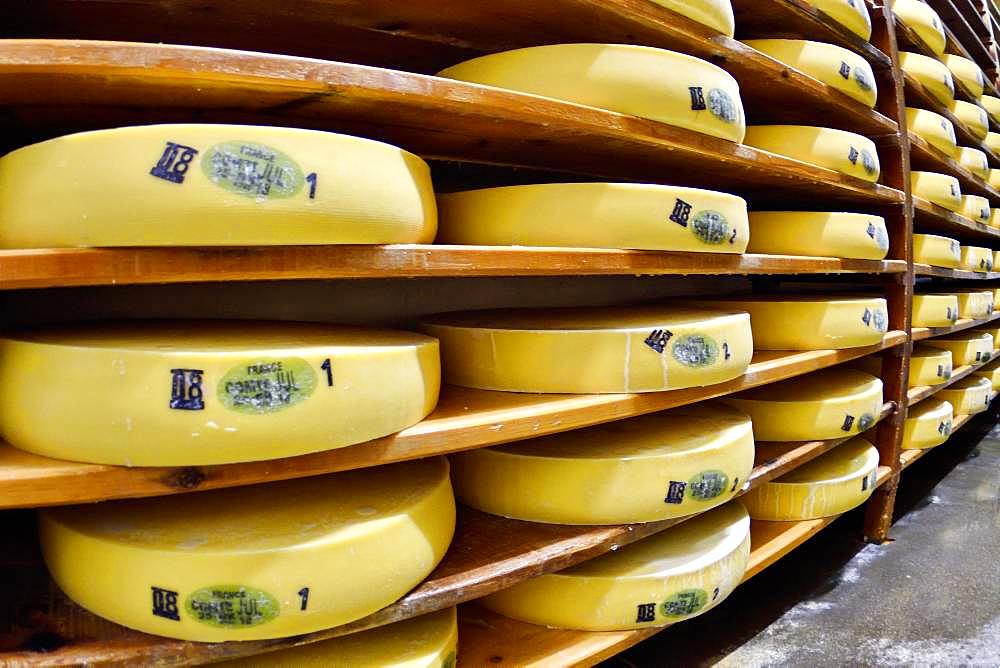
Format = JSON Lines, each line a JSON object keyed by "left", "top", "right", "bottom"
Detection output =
{"left": 911, "top": 345, "right": 954, "bottom": 385}
{"left": 942, "top": 54, "right": 986, "bottom": 96}
{"left": 902, "top": 399, "right": 953, "bottom": 450}
{"left": 923, "top": 331, "right": 995, "bottom": 365}
{"left": 911, "top": 171, "right": 962, "bottom": 211}
{"left": 39, "top": 458, "right": 455, "bottom": 642}
{"left": 972, "top": 323, "right": 1000, "bottom": 348}
{"left": 938, "top": 375, "right": 993, "bottom": 414}
{"left": 973, "top": 356, "right": 1000, "bottom": 389}
{"left": 899, "top": 52, "right": 954, "bottom": 104}
{"left": 805, "top": 0, "right": 872, "bottom": 40}
{"left": 481, "top": 501, "right": 750, "bottom": 630}
{"left": 962, "top": 245, "right": 994, "bottom": 272}
{"left": 705, "top": 295, "right": 888, "bottom": 350}
{"left": 741, "top": 437, "right": 879, "bottom": 520}
{"left": 450, "top": 402, "right": 754, "bottom": 524}
{"left": 219, "top": 609, "right": 458, "bottom": 667}
{"left": 950, "top": 289, "right": 994, "bottom": 317}
{"left": 745, "top": 211, "right": 889, "bottom": 259}
{"left": 744, "top": 40, "right": 877, "bottom": 107}
{"left": 950, "top": 101, "right": 990, "bottom": 139}
{"left": 435, "top": 183, "right": 748, "bottom": 252}
{"left": 0, "top": 321, "right": 440, "bottom": 466}
{"left": 912, "top": 293, "right": 960, "bottom": 327}
{"left": 907, "top": 107, "right": 959, "bottom": 157}
{"left": 986, "top": 132, "right": 1000, "bottom": 155}
{"left": 650, "top": 0, "right": 735, "bottom": 36}
{"left": 957, "top": 147, "right": 989, "bottom": 178}
{"left": 982, "top": 95, "right": 1000, "bottom": 123}
{"left": 724, "top": 368, "right": 883, "bottom": 441}
{"left": 961, "top": 196, "right": 992, "bottom": 224}
{"left": 0, "top": 125, "right": 436, "bottom": 249}
{"left": 892, "top": 0, "right": 946, "bottom": 54}
{"left": 437, "top": 44, "right": 745, "bottom": 142}
{"left": 743, "top": 125, "right": 880, "bottom": 181}
{"left": 913, "top": 233, "right": 962, "bottom": 267}
{"left": 422, "top": 306, "right": 752, "bottom": 393}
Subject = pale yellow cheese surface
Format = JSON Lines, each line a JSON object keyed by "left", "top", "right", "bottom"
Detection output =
{"left": 745, "top": 211, "right": 888, "bottom": 259}
{"left": 893, "top": 0, "right": 947, "bottom": 54}
{"left": 982, "top": 95, "right": 1000, "bottom": 124}
{"left": 743, "top": 125, "right": 880, "bottom": 182}
{"left": 744, "top": 40, "right": 877, "bottom": 107}
{"left": 805, "top": 0, "right": 872, "bottom": 39}
{"left": 910, "top": 345, "right": 954, "bottom": 386}
{"left": 957, "top": 146, "right": 989, "bottom": 179}
{"left": 986, "top": 132, "right": 1000, "bottom": 155}
{"left": 912, "top": 293, "right": 960, "bottom": 327}
{"left": 938, "top": 375, "right": 993, "bottom": 414}
{"left": 906, "top": 107, "right": 958, "bottom": 157}
{"left": 913, "top": 233, "right": 962, "bottom": 268}
{"left": 923, "top": 331, "right": 995, "bottom": 365}
{"left": 949, "top": 100, "right": 990, "bottom": 140}
{"left": 911, "top": 171, "right": 962, "bottom": 211}
{"left": 942, "top": 54, "right": 986, "bottom": 96}
{"left": 899, "top": 51, "right": 955, "bottom": 104}
{"left": 961, "top": 246, "right": 994, "bottom": 272}
{"left": 973, "top": 356, "right": 1000, "bottom": 389}
{"left": 649, "top": 0, "right": 736, "bottom": 36}
{"left": 902, "top": 399, "right": 953, "bottom": 450}
{"left": 961, "top": 196, "right": 992, "bottom": 224}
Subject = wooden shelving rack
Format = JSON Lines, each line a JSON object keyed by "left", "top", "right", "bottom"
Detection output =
{"left": 0, "top": 0, "right": 997, "bottom": 665}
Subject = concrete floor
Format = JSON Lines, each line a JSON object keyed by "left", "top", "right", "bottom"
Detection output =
{"left": 606, "top": 413, "right": 1000, "bottom": 667}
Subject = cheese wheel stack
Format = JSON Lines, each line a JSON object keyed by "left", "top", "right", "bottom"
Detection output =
{"left": 982, "top": 96, "right": 1000, "bottom": 124}
{"left": 986, "top": 132, "right": 1000, "bottom": 155}
{"left": 892, "top": 0, "right": 946, "bottom": 55}
{"left": 961, "top": 246, "right": 995, "bottom": 272}
{"left": 942, "top": 54, "right": 986, "bottom": 96}
{"left": 973, "top": 323, "right": 1000, "bottom": 348}
{"left": 938, "top": 376, "right": 993, "bottom": 414}
{"left": 743, "top": 126, "right": 880, "bottom": 181}
{"left": 950, "top": 101, "right": 989, "bottom": 139}
{"left": 923, "top": 331, "right": 995, "bottom": 365}
{"left": 961, "top": 196, "right": 992, "bottom": 225}
{"left": 745, "top": 212, "right": 889, "bottom": 259}
{"left": 906, "top": 107, "right": 958, "bottom": 157}
{"left": 957, "top": 147, "right": 989, "bottom": 178}
{"left": 913, "top": 233, "right": 962, "bottom": 268}
{"left": 973, "top": 357, "right": 1000, "bottom": 389}
{"left": 902, "top": 400, "right": 953, "bottom": 450}
{"left": 912, "top": 293, "right": 960, "bottom": 327}
{"left": 745, "top": 40, "right": 877, "bottom": 107}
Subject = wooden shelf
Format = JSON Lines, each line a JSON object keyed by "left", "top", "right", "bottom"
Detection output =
{"left": 913, "top": 195, "right": 1000, "bottom": 241}
{"left": 0, "top": 40, "right": 904, "bottom": 207}
{"left": 0, "top": 247, "right": 909, "bottom": 291}
{"left": 0, "top": 334, "right": 905, "bottom": 510}
{"left": 902, "top": 72, "right": 999, "bottom": 166}
{"left": 914, "top": 263, "right": 1000, "bottom": 278}
{"left": 454, "top": 465, "right": 893, "bottom": 668}
{"left": 900, "top": 391, "right": 997, "bottom": 469}
{"left": 907, "top": 132, "right": 1000, "bottom": 204}
{"left": 0, "top": 425, "right": 892, "bottom": 666}
{"left": 911, "top": 310, "right": 1000, "bottom": 340}
{"left": 928, "top": 0, "right": 998, "bottom": 71}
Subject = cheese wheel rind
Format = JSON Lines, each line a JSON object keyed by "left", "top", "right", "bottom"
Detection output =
{"left": 942, "top": 54, "right": 986, "bottom": 96}
{"left": 741, "top": 437, "right": 879, "bottom": 520}
{"left": 982, "top": 96, "right": 1000, "bottom": 124}
{"left": 973, "top": 356, "right": 1000, "bottom": 389}
{"left": 912, "top": 293, "right": 960, "bottom": 327}
{"left": 743, "top": 125, "right": 880, "bottom": 182}
{"left": 913, "top": 233, "right": 962, "bottom": 268}
{"left": 899, "top": 52, "right": 954, "bottom": 104}
{"left": 435, "top": 183, "right": 749, "bottom": 252}
{"left": 0, "top": 321, "right": 440, "bottom": 466}
{"left": 437, "top": 44, "right": 745, "bottom": 142}
{"left": 39, "top": 458, "right": 456, "bottom": 641}
{"left": 805, "top": 0, "right": 873, "bottom": 39}
{"left": 893, "top": 0, "right": 947, "bottom": 55}
{"left": 422, "top": 306, "right": 753, "bottom": 393}
{"left": 957, "top": 147, "right": 989, "bottom": 179}
{"left": 481, "top": 502, "right": 751, "bottom": 630}
{"left": 902, "top": 399, "right": 953, "bottom": 450}
{"left": 986, "top": 132, "right": 1000, "bottom": 156}
{"left": 450, "top": 402, "right": 755, "bottom": 524}
{"left": 961, "top": 245, "right": 994, "bottom": 272}
{"left": 923, "top": 331, "right": 995, "bottom": 365}
{"left": 927, "top": 290, "right": 994, "bottom": 318}
{"left": 960, "top": 197, "right": 992, "bottom": 225}
{"left": 938, "top": 376, "right": 993, "bottom": 414}
{"left": 910, "top": 345, "right": 954, "bottom": 386}
{"left": 906, "top": 107, "right": 958, "bottom": 157}
{"left": 744, "top": 40, "right": 877, "bottom": 108}
{"left": 0, "top": 125, "right": 436, "bottom": 248}
{"left": 911, "top": 171, "right": 962, "bottom": 211}
{"left": 745, "top": 211, "right": 889, "bottom": 259}
{"left": 949, "top": 100, "right": 990, "bottom": 140}
{"left": 649, "top": 0, "right": 736, "bottom": 36}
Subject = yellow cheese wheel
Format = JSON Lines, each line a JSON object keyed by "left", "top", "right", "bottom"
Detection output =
{"left": 892, "top": 0, "right": 947, "bottom": 54}
{"left": 982, "top": 95, "right": 1000, "bottom": 124}
{"left": 957, "top": 146, "right": 989, "bottom": 178}
{"left": 0, "top": 321, "right": 440, "bottom": 466}
{"left": 0, "top": 125, "right": 436, "bottom": 249}
{"left": 745, "top": 211, "right": 889, "bottom": 259}
{"left": 910, "top": 345, "right": 954, "bottom": 385}
{"left": 942, "top": 54, "right": 986, "bottom": 96}
{"left": 989, "top": 169, "right": 1000, "bottom": 190}
{"left": 450, "top": 402, "right": 754, "bottom": 524}
{"left": 992, "top": 210, "right": 1000, "bottom": 228}
{"left": 804, "top": 0, "right": 872, "bottom": 40}
{"left": 902, "top": 399, "right": 953, "bottom": 450}
{"left": 911, "top": 171, "right": 962, "bottom": 211}
{"left": 986, "top": 132, "right": 1000, "bottom": 155}
{"left": 972, "top": 323, "right": 1000, "bottom": 348}
{"left": 435, "top": 183, "right": 749, "bottom": 252}
{"left": 949, "top": 100, "right": 990, "bottom": 140}
{"left": 743, "top": 125, "right": 880, "bottom": 182}
{"left": 961, "top": 195, "right": 993, "bottom": 224}
{"left": 744, "top": 40, "right": 877, "bottom": 108}
{"left": 724, "top": 368, "right": 883, "bottom": 441}
{"left": 706, "top": 295, "right": 888, "bottom": 350}
{"left": 913, "top": 233, "right": 962, "bottom": 267}
{"left": 907, "top": 107, "right": 959, "bottom": 157}
{"left": 437, "top": 44, "right": 745, "bottom": 142}
{"left": 923, "top": 331, "right": 995, "bottom": 365}
{"left": 39, "top": 458, "right": 456, "bottom": 641}
{"left": 741, "top": 437, "right": 879, "bottom": 520}
{"left": 938, "top": 375, "right": 993, "bottom": 413}
{"left": 973, "top": 356, "right": 1000, "bottom": 388}
{"left": 899, "top": 51, "right": 955, "bottom": 104}
{"left": 935, "top": 289, "right": 994, "bottom": 317}
{"left": 650, "top": 0, "right": 736, "bottom": 36}
{"left": 961, "top": 245, "right": 995, "bottom": 272}
{"left": 421, "top": 306, "right": 752, "bottom": 393}
{"left": 912, "top": 293, "right": 960, "bottom": 327}
{"left": 481, "top": 501, "right": 750, "bottom": 630}
{"left": 219, "top": 608, "right": 458, "bottom": 667}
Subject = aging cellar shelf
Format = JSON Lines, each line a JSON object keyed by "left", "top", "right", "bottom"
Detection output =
{"left": 914, "top": 263, "right": 1000, "bottom": 278}
{"left": 913, "top": 196, "right": 1000, "bottom": 240}
{"left": 0, "top": 425, "right": 892, "bottom": 666}
{"left": 454, "top": 466, "right": 893, "bottom": 668}
{"left": 0, "top": 334, "right": 905, "bottom": 510}
{"left": 0, "top": 248, "right": 910, "bottom": 291}
{"left": 901, "top": 72, "right": 999, "bottom": 164}
{"left": 907, "top": 132, "right": 1000, "bottom": 202}
{"left": 911, "top": 310, "right": 1000, "bottom": 340}
{"left": 907, "top": 358, "right": 994, "bottom": 406}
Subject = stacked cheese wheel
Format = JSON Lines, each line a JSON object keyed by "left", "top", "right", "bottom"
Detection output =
{"left": 912, "top": 293, "right": 960, "bottom": 327}
{"left": 911, "top": 171, "right": 962, "bottom": 211}
{"left": 939, "top": 376, "right": 993, "bottom": 414}
{"left": 902, "top": 400, "right": 953, "bottom": 450}
{"left": 974, "top": 357, "right": 1000, "bottom": 389}
{"left": 913, "top": 233, "right": 962, "bottom": 268}
{"left": 893, "top": 0, "right": 946, "bottom": 55}
{"left": 806, "top": 0, "right": 872, "bottom": 40}
{"left": 746, "top": 212, "right": 889, "bottom": 259}
{"left": 743, "top": 125, "right": 880, "bottom": 181}
{"left": 961, "top": 246, "right": 994, "bottom": 272}
{"left": 907, "top": 107, "right": 958, "bottom": 157}
{"left": 650, "top": 0, "right": 736, "bottom": 36}
{"left": 909, "top": 345, "right": 954, "bottom": 386}
{"left": 923, "top": 331, "right": 995, "bottom": 365}
{"left": 745, "top": 40, "right": 877, "bottom": 107}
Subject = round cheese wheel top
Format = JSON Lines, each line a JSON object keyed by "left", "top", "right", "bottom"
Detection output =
{"left": 649, "top": 0, "right": 736, "bottom": 36}
{"left": 912, "top": 293, "right": 960, "bottom": 327}
{"left": 437, "top": 44, "right": 745, "bottom": 142}
{"left": 922, "top": 290, "right": 994, "bottom": 318}
{"left": 923, "top": 331, "right": 995, "bottom": 366}
{"left": 899, "top": 52, "right": 955, "bottom": 105}
{"left": 745, "top": 211, "right": 889, "bottom": 259}
{"left": 0, "top": 321, "right": 441, "bottom": 466}
{"left": 913, "top": 233, "right": 962, "bottom": 268}
{"left": 481, "top": 501, "right": 751, "bottom": 630}
{"left": 949, "top": 100, "right": 990, "bottom": 140}
{"left": 957, "top": 147, "right": 989, "bottom": 179}
{"left": 961, "top": 245, "right": 994, "bottom": 272}
{"left": 903, "top": 399, "right": 953, "bottom": 450}
{"left": 745, "top": 40, "right": 877, "bottom": 107}
{"left": 907, "top": 107, "right": 959, "bottom": 157}
{"left": 893, "top": 0, "right": 947, "bottom": 54}
{"left": 910, "top": 345, "right": 954, "bottom": 386}
{"left": 911, "top": 171, "right": 962, "bottom": 211}
{"left": 435, "top": 183, "right": 749, "bottom": 252}
{"left": 0, "top": 124, "right": 436, "bottom": 249}
{"left": 743, "top": 125, "right": 880, "bottom": 182}
{"left": 39, "top": 457, "right": 456, "bottom": 641}
{"left": 805, "top": 0, "right": 872, "bottom": 40}
{"left": 942, "top": 54, "right": 986, "bottom": 96}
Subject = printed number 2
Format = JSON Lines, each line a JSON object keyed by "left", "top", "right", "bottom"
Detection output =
{"left": 298, "top": 587, "right": 310, "bottom": 611}
{"left": 723, "top": 342, "right": 731, "bottom": 360}
{"left": 306, "top": 172, "right": 318, "bottom": 199}
{"left": 321, "top": 358, "right": 333, "bottom": 387}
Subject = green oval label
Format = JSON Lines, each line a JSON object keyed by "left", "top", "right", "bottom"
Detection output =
{"left": 707, "top": 88, "right": 739, "bottom": 124}
{"left": 860, "top": 149, "right": 878, "bottom": 175}
{"left": 202, "top": 141, "right": 304, "bottom": 198}
{"left": 186, "top": 585, "right": 280, "bottom": 628}
{"left": 691, "top": 210, "right": 730, "bottom": 245}
{"left": 661, "top": 589, "right": 708, "bottom": 617}
{"left": 857, "top": 413, "right": 876, "bottom": 432}
{"left": 218, "top": 357, "right": 317, "bottom": 414}
{"left": 855, "top": 67, "right": 873, "bottom": 92}
{"left": 671, "top": 334, "right": 719, "bottom": 367}
{"left": 688, "top": 470, "right": 730, "bottom": 500}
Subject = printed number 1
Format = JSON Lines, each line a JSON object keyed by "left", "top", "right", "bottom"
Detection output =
{"left": 306, "top": 172, "right": 318, "bottom": 199}
{"left": 321, "top": 358, "right": 333, "bottom": 387}
{"left": 298, "top": 587, "right": 310, "bottom": 611}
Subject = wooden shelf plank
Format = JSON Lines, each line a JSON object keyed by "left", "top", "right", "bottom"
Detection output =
{"left": 914, "top": 263, "right": 1000, "bottom": 278}
{"left": 927, "top": 0, "right": 998, "bottom": 71}
{"left": 913, "top": 195, "right": 1000, "bottom": 241}
{"left": 0, "top": 334, "right": 905, "bottom": 510}
{"left": 0, "top": 247, "right": 909, "bottom": 291}
{"left": 911, "top": 311, "right": 1000, "bottom": 340}
{"left": 907, "top": 131, "right": 1000, "bottom": 204}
